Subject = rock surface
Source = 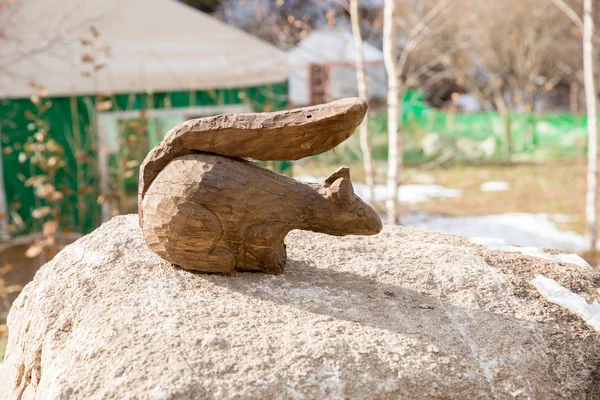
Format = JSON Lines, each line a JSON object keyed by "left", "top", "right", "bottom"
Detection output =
{"left": 2, "top": 215, "right": 600, "bottom": 399}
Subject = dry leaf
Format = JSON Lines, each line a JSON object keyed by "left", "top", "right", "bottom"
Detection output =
{"left": 43, "top": 220, "right": 58, "bottom": 236}
{"left": 50, "top": 191, "right": 64, "bottom": 201}
{"left": 35, "top": 183, "right": 56, "bottom": 198}
{"left": 44, "top": 235, "right": 55, "bottom": 247}
{"left": 31, "top": 206, "right": 52, "bottom": 219}
{"left": 1, "top": 264, "right": 13, "bottom": 274}
{"left": 81, "top": 54, "right": 94, "bottom": 63}
{"left": 25, "top": 243, "right": 44, "bottom": 258}
{"left": 47, "top": 156, "right": 60, "bottom": 167}
{"left": 76, "top": 153, "right": 94, "bottom": 163}
{"left": 46, "top": 139, "right": 64, "bottom": 153}
{"left": 10, "top": 210, "right": 24, "bottom": 227}
{"left": 25, "top": 175, "right": 47, "bottom": 187}
{"left": 96, "top": 100, "right": 112, "bottom": 112}
{"left": 5, "top": 284, "right": 23, "bottom": 294}
{"left": 125, "top": 160, "right": 139, "bottom": 168}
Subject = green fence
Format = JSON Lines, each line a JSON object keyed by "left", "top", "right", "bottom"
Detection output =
{"left": 321, "top": 91, "right": 588, "bottom": 165}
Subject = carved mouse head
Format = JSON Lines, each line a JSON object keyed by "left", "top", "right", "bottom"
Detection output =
{"left": 321, "top": 167, "right": 382, "bottom": 236}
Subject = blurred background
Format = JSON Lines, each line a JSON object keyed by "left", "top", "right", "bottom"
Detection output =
{"left": 1, "top": 0, "right": 599, "bottom": 354}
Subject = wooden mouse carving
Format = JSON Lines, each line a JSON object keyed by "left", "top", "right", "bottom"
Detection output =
{"left": 139, "top": 98, "right": 382, "bottom": 274}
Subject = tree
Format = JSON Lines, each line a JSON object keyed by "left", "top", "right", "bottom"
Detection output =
{"left": 350, "top": 0, "right": 375, "bottom": 203}
{"left": 382, "top": 0, "right": 463, "bottom": 224}
{"left": 582, "top": 0, "right": 597, "bottom": 251}
{"left": 550, "top": 0, "right": 597, "bottom": 251}
{"left": 218, "top": 0, "right": 346, "bottom": 49}
{"left": 383, "top": 0, "right": 399, "bottom": 223}
{"left": 434, "top": 0, "right": 581, "bottom": 161}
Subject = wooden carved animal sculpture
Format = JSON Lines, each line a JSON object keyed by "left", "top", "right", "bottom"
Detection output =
{"left": 139, "top": 98, "right": 382, "bottom": 274}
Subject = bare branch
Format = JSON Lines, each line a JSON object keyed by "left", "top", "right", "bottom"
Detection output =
{"left": 550, "top": 0, "right": 583, "bottom": 31}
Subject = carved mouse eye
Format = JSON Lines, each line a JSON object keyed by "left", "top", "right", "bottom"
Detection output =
{"left": 357, "top": 208, "right": 365, "bottom": 217}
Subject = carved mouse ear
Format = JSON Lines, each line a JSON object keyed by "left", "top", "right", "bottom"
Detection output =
{"left": 327, "top": 177, "right": 355, "bottom": 207}
{"left": 324, "top": 166, "right": 351, "bottom": 186}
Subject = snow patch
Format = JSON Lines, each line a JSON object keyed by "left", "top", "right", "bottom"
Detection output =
{"left": 480, "top": 181, "right": 509, "bottom": 192}
{"left": 404, "top": 212, "right": 588, "bottom": 252}
{"left": 554, "top": 254, "right": 592, "bottom": 269}
{"left": 352, "top": 183, "right": 462, "bottom": 204}
{"left": 412, "top": 173, "right": 436, "bottom": 185}
{"left": 469, "top": 236, "right": 591, "bottom": 268}
{"left": 549, "top": 214, "right": 574, "bottom": 224}
{"left": 533, "top": 275, "right": 600, "bottom": 331}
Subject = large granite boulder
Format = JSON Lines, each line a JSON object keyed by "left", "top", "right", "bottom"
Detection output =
{"left": 1, "top": 215, "right": 600, "bottom": 399}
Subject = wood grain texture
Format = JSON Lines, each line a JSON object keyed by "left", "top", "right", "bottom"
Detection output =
{"left": 139, "top": 98, "right": 381, "bottom": 274}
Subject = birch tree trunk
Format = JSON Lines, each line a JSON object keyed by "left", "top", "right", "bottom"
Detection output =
{"left": 583, "top": 0, "right": 598, "bottom": 251}
{"left": 551, "top": 0, "right": 598, "bottom": 252}
{"left": 350, "top": 0, "right": 375, "bottom": 204}
{"left": 383, "top": 0, "right": 400, "bottom": 224}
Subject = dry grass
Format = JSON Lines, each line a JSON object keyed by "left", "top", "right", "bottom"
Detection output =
{"left": 409, "top": 161, "right": 588, "bottom": 234}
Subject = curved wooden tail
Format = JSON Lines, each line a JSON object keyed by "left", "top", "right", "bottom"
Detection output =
{"left": 138, "top": 98, "right": 367, "bottom": 226}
